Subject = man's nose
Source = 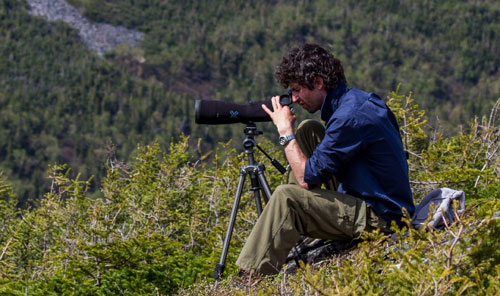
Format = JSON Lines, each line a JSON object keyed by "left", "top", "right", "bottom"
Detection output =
{"left": 292, "top": 93, "right": 300, "bottom": 103}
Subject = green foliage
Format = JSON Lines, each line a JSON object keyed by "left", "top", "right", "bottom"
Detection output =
{"left": 387, "top": 85, "right": 429, "bottom": 154}
{"left": 0, "top": 90, "right": 499, "bottom": 294}
{"left": 197, "top": 205, "right": 500, "bottom": 296}
{"left": 0, "top": 136, "right": 286, "bottom": 294}
{"left": 0, "top": 172, "right": 18, "bottom": 277}
{"left": 467, "top": 201, "right": 500, "bottom": 285}
{"left": 388, "top": 90, "right": 500, "bottom": 200}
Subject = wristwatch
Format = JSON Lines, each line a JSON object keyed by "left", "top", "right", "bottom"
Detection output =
{"left": 279, "top": 134, "right": 296, "bottom": 146}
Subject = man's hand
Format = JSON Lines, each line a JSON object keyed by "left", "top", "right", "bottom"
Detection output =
{"left": 262, "top": 96, "right": 309, "bottom": 189}
{"left": 262, "top": 96, "right": 295, "bottom": 136}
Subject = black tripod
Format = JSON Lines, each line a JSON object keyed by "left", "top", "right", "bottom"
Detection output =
{"left": 213, "top": 123, "right": 286, "bottom": 286}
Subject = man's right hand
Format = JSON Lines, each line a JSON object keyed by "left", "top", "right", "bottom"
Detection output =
{"left": 262, "top": 96, "right": 309, "bottom": 189}
{"left": 261, "top": 96, "right": 296, "bottom": 136}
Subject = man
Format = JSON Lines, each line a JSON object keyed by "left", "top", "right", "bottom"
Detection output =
{"left": 235, "top": 43, "right": 415, "bottom": 275}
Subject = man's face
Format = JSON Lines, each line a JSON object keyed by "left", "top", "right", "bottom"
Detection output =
{"left": 289, "top": 79, "right": 327, "bottom": 113}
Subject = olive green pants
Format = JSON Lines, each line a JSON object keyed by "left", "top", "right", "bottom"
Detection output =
{"left": 236, "top": 120, "right": 389, "bottom": 275}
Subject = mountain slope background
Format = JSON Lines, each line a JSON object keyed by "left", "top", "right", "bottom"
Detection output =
{"left": 1, "top": 0, "right": 499, "bottom": 204}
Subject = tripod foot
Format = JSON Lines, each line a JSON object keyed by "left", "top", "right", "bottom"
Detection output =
{"left": 214, "top": 263, "right": 225, "bottom": 280}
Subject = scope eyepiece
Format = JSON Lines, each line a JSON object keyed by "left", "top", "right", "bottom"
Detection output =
{"left": 279, "top": 89, "right": 293, "bottom": 106}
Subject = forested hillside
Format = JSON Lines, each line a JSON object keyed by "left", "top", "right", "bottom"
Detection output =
{"left": 1, "top": 0, "right": 499, "bottom": 205}
{"left": 1, "top": 0, "right": 192, "bottom": 204}
{"left": 68, "top": 0, "right": 500, "bottom": 120}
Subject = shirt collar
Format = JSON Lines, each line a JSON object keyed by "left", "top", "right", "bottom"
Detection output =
{"left": 320, "top": 83, "right": 348, "bottom": 122}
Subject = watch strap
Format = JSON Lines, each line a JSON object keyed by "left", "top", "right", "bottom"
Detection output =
{"left": 279, "top": 134, "right": 296, "bottom": 146}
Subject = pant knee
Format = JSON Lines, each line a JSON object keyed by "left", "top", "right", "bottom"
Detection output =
{"left": 295, "top": 120, "right": 325, "bottom": 157}
{"left": 270, "top": 184, "right": 304, "bottom": 208}
{"left": 297, "top": 119, "right": 324, "bottom": 135}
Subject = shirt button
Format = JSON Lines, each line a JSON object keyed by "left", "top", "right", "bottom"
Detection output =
{"left": 343, "top": 216, "right": 350, "bottom": 222}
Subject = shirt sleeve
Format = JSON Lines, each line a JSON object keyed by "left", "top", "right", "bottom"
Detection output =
{"left": 304, "top": 115, "right": 366, "bottom": 185}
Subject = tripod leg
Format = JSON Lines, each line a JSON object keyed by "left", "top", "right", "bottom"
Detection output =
{"left": 256, "top": 165, "right": 273, "bottom": 203}
{"left": 214, "top": 169, "right": 247, "bottom": 284}
{"left": 249, "top": 171, "right": 264, "bottom": 216}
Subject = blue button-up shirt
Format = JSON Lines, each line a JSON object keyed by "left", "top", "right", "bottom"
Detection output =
{"left": 304, "top": 83, "right": 414, "bottom": 224}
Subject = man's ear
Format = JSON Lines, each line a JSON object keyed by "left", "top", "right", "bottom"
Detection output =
{"left": 314, "top": 77, "right": 325, "bottom": 90}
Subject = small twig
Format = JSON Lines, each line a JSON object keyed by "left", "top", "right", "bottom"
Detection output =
{"left": 446, "top": 212, "right": 464, "bottom": 269}
{"left": 188, "top": 216, "right": 196, "bottom": 248}
{"left": 410, "top": 180, "right": 442, "bottom": 185}
{"left": 407, "top": 150, "right": 424, "bottom": 159}
{"left": 303, "top": 276, "right": 328, "bottom": 296}
{"left": 432, "top": 273, "right": 439, "bottom": 296}
{"left": 0, "top": 237, "right": 13, "bottom": 262}
{"left": 331, "top": 272, "right": 342, "bottom": 295}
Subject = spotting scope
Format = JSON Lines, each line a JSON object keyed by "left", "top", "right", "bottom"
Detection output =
{"left": 195, "top": 90, "right": 293, "bottom": 125}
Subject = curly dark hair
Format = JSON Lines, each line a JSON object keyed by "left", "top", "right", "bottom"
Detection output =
{"left": 275, "top": 44, "right": 346, "bottom": 91}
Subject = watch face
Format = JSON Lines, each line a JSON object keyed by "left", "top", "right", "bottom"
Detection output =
{"left": 279, "top": 136, "right": 286, "bottom": 145}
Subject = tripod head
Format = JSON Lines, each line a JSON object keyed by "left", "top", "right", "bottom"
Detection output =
{"left": 242, "top": 123, "right": 261, "bottom": 152}
{"left": 243, "top": 123, "right": 262, "bottom": 136}
{"left": 241, "top": 122, "right": 286, "bottom": 174}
